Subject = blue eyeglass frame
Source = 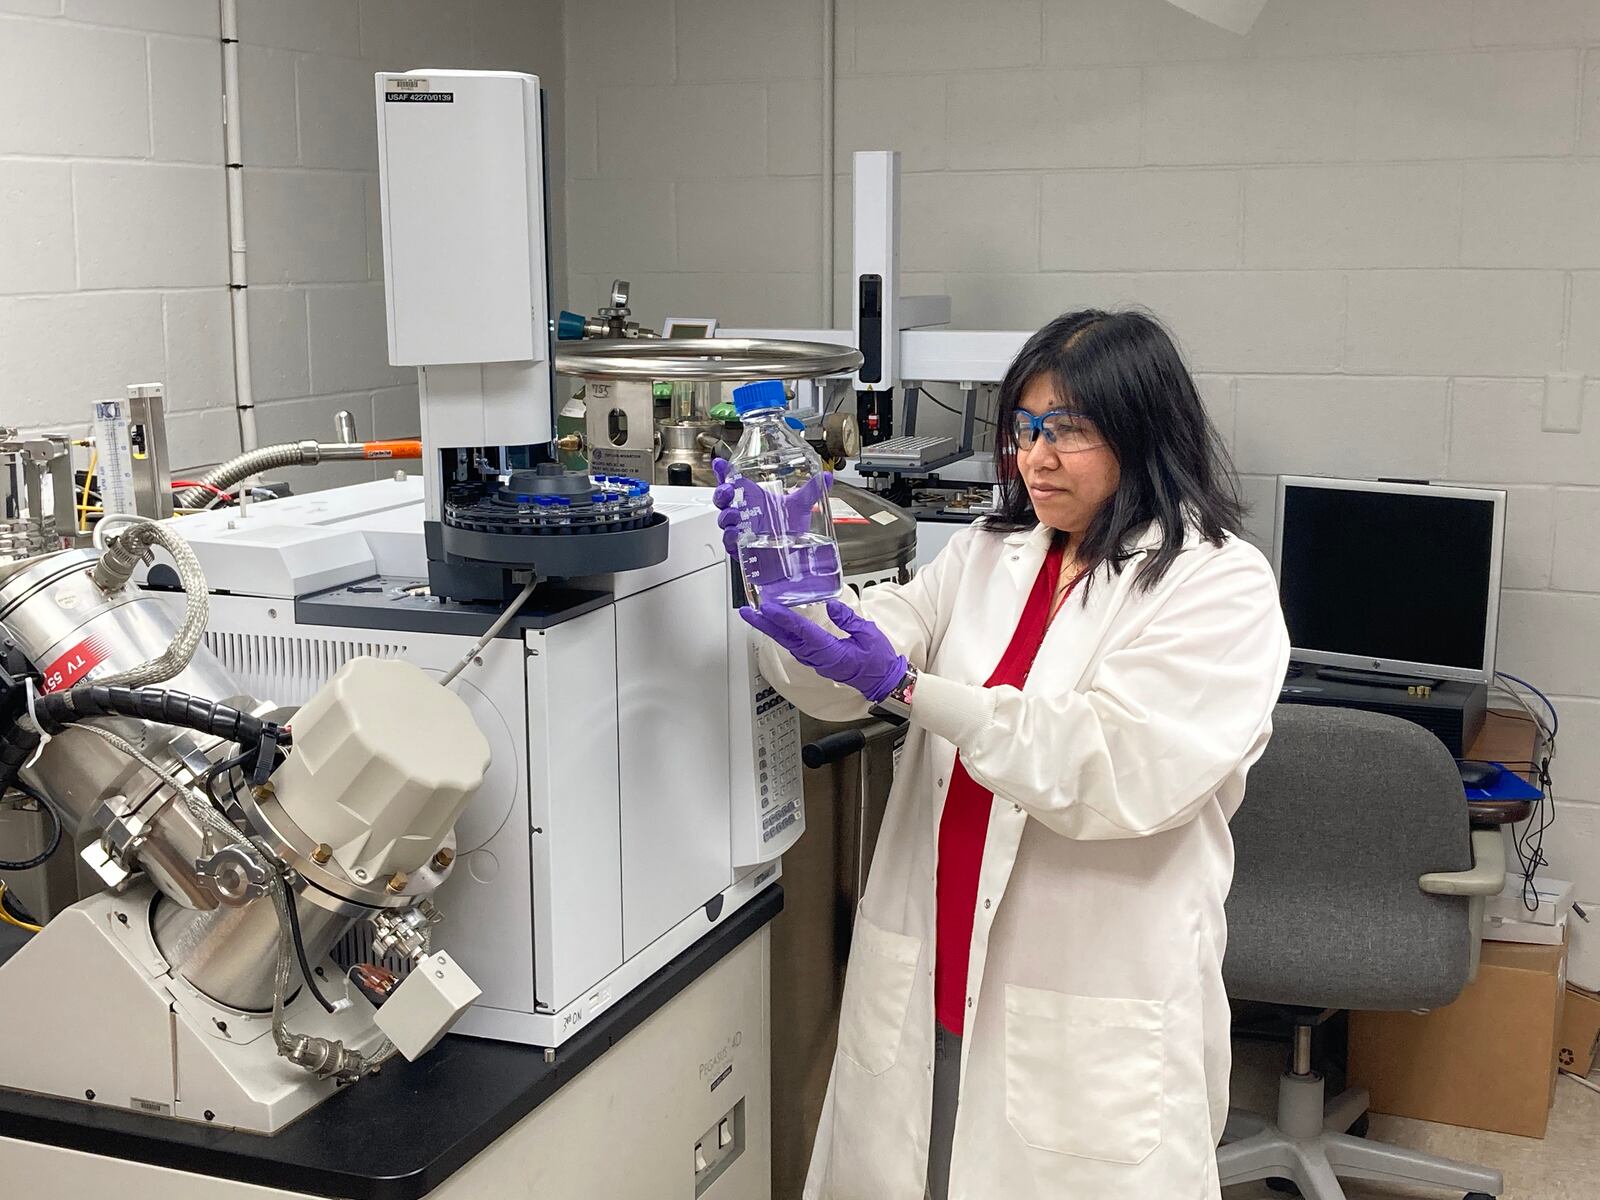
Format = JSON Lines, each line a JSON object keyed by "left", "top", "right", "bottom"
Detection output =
{"left": 1010, "top": 408, "right": 1097, "bottom": 447}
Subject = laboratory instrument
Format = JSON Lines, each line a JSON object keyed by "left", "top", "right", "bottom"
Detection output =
{"left": 0, "top": 429, "right": 74, "bottom": 563}
{"left": 91, "top": 385, "right": 174, "bottom": 520}
{"left": 0, "top": 69, "right": 814, "bottom": 1200}
{"left": 0, "top": 525, "right": 489, "bottom": 1133}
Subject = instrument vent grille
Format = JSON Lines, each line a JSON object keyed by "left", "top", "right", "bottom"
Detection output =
{"left": 202, "top": 631, "right": 409, "bottom": 706}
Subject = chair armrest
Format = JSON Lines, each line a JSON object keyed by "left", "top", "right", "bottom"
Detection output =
{"left": 1418, "top": 829, "right": 1506, "bottom": 897}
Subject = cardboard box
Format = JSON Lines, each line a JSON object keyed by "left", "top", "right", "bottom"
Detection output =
{"left": 1558, "top": 984, "right": 1600, "bottom": 1078}
{"left": 1484, "top": 911, "right": 1569, "bottom": 946}
{"left": 1486, "top": 877, "right": 1574, "bottom": 927}
{"left": 1349, "top": 938, "right": 1567, "bottom": 1139}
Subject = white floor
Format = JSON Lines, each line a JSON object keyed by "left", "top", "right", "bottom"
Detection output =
{"left": 1225, "top": 1040, "right": 1600, "bottom": 1200}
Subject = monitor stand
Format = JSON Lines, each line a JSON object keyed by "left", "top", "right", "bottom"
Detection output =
{"left": 1313, "top": 665, "right": 1443, "bottom": 690}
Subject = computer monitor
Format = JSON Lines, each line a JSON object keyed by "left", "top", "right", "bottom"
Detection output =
{"left": 1272, "top": 476, "right": 1506, "bottom": 684}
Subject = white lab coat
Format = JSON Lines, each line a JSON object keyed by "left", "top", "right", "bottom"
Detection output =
{"left": 758, "top": 518, "right": 1289, "bottom": 1200}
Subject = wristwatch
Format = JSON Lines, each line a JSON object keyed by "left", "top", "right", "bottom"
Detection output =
{"left": 873, "top": 665, "right": 919, "bottom": 720}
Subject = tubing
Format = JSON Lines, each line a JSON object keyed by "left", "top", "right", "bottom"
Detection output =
{"left": 174, "top": 439, "right": 423, "bottom": 510}
{"left": 173, "top": 442, "right": 315, "bottom": 509}
{"left": 219, "top": 0, "right": 257, "bottom": 453}
{"left": 89, "top": 520, "right": 209, "bottom": 689}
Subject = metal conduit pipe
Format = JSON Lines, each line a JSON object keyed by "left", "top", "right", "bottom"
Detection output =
{"left": 173, "top": 439, "right": 422, "bottom": 510}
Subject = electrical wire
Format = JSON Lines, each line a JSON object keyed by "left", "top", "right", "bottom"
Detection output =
{"left": 1508, "top": 750, "right": 1556, "bottom": 913}
{"left": 77, "top": 449, "right": 98, "bottom": 531}
{"left": 283, "top": 879, "right": 337, "bottom": 1014}
{"left": 0, "top": 779, "right": 62, "bottom": 871}
{"left": 1495, "top": 671, "right": 1559, "bottom": 739}
{"left": 1491, "top": 681, "right": 1550, "bottom": 741}
{"left": 193, "top": 745, "right": 332, "bottom": 1013}
{"left": 201, "top": 748, "right": 253, "bottom": 814}
{"left": 1490, "top": 672, "right": 1557, "bottom": 910}
{"left": 918, "top": 384, "right": 996, "bottom": 428}
{"left": 0, "top": 882, "right": 41, "bottom": 933}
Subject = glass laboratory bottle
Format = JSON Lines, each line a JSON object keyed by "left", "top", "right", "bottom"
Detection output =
{"left": 727, "top": 379, "right": 845, "bottom": 608}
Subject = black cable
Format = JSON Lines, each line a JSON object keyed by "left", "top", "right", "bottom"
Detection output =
{"left": 192, "top": 746, "right": 334, "bottom": 1013}
{"left": 201, "top": 748, "right": 253, "bottom": 814}
{"left": 0, "top": 778, "right": 62, "bottom": 871}
{"left": 33, "top": 685, "right": 273, "bottom": 744}
{"left": 2, "top": 685, "right": 282, "bottom": 793}
{"left": 283, "top": 879, "right": 338, "bottom": 1014}
{"left": 920, "top": 385, "right": 996, "bottom": 428}
{"left": 0, "top": 882, "right": 38, "bottom": 926}
{"left": 1511, "top": 754, "right": 1555, "bottom": 912}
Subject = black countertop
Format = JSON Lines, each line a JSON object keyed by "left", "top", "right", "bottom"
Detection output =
{"left": 0, "top": 883, "right": 783, "bottom": 1199}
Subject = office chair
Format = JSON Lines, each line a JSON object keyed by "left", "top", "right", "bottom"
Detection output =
{"left": 1217, "top": 706, "right": 1507, "bottom": 1200}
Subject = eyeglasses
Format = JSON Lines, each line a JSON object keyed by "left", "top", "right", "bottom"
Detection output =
{"left": 1010, "top": 409, "right": 1104, "bottom": 453}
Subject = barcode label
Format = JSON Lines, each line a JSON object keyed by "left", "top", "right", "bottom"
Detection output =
{"left": 386, "top": 77, "right": 430, "bottom": 91}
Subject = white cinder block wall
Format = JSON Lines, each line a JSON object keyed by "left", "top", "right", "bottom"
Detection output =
{"left": 564, "top": 0, "right": 1600, "bottom": 892}
{"left": 0, "top": 0, "right": 565, "bottom": 491}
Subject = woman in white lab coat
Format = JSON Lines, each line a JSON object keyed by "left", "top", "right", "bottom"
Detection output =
{"left": 719, "top": 309, "right": 1289, "bottom": 1200}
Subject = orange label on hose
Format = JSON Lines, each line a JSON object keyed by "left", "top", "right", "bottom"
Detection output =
{"left": 41, "top": 634, "right": 112, "bottom": 694}
{"left": 361, "top": 440, "right": 422, "bottom": 460}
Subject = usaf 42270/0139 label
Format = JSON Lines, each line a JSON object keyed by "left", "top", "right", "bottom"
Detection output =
{"left": 385, "top": 78, "right": 452, "bottom": 102}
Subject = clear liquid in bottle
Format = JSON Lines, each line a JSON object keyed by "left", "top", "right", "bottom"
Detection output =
{"left": 726, "top": 379, "right": 845, "bottom": 609}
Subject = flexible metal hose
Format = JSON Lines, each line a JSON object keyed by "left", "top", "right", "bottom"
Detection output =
{"left": 88, "top": 520, "right": 208, "bottom": 689}
{"left": 172, "top": 442, "right": 319, "bottom": 510}
{"left": 174, "top": 439, "right": 422, "bottom": 511}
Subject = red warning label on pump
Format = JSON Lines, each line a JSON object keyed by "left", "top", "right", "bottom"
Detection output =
{"left": 40, "top": 634, "right": 112, "bottom": 694}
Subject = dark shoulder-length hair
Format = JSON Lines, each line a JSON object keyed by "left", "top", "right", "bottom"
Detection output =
{"left": 986, "top": 308, "right": 1243, "bottom": 593}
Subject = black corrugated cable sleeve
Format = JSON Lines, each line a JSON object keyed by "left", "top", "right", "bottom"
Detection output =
{"left": 31, "top": 686, "right": 272, "bottom": 745}
{"left": 0, "top": 725, "right": 40, "bottom": 793}
{"left": 0, "top": 686, "right": 285, "bottom": 793}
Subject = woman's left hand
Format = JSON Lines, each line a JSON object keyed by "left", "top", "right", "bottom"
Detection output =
{"left": 740, "top": 599, "right": 908, "bottom": 704}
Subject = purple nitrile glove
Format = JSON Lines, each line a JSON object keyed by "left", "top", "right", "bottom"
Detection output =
{"left": 711, "top": 457, "right": 834, "bottom": 558}
{"left": 739, "top": 599, "right": 908, "bottom": 704}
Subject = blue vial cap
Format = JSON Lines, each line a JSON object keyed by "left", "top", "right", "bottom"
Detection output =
{"left": 733, "top": 379, "right": 787, "bottom": 416}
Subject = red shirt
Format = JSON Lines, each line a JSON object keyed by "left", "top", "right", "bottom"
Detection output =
{"left": 935, "top": 538, "right": 1073, "bottom": 1034}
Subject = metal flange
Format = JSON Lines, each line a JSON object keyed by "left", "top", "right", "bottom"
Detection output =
{"left": 556, "top": 337, "right": 862, "bottom": 382}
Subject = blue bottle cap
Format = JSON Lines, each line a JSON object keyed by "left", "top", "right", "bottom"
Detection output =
{"left": 733, "top": 379, "right": 788, "bottom": 416}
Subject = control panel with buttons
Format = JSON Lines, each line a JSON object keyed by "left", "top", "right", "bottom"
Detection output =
{"left": 753, "top": 677, "right": 802, "bottom": 847}
{"left": 730, "top": 634, "right": 805, "bottom": 867}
